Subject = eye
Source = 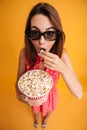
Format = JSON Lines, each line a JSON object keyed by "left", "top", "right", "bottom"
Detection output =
{"left": 45, "top": 31, "right": 57, "bottom": 39}
{"left": 30, "top": 30, "right": 40, "bottom": 38}
{"left": 47, "top": 31, "right": 54, "bottom": 35}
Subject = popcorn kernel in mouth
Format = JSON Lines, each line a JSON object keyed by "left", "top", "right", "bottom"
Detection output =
{"left": 39, "top": 48, "right": 46, "bottom": 53}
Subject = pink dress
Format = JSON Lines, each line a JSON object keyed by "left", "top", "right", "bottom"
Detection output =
{"left": 26, "top": 56, "right": 60, "bottom": 116}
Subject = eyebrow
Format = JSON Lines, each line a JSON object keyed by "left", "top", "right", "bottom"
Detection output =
{"left": 31, "top": 26, "right": 55, "bottom": 31}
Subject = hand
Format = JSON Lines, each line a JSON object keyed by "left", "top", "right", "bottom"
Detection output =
{"left": 16, "top": 91, "right": 29, "bottom": 104}
{"left": 15, "top": 83, "right": 29, "bottom": 104}
{"left": 20, "top": 94, "right": 29, "bottom": 103}
{"left": 38, "top": 51, "right": 66, "bottom": 73}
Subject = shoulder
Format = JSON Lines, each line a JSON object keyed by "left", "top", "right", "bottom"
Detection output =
{"left": 19, "top": 48, "right": 26, "bottom": 63}
{"left": 19, "top": 48, "right": 26, "bottom": 57}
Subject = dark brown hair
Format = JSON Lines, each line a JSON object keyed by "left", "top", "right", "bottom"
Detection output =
{"left": 25, "top": 2, "right": 65, "bottom": 68}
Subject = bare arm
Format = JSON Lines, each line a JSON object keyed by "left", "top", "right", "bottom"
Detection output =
{"left": 15, "top": 48, "right": 29, "bottom": 103}
{"left": 16, "top": 49, "right": 26, "bottom": 81}
{"left": 61, "top": 51, "right": 83, "bottom": 99}
{"left": 38, "top": 50, "right": 83, "bottom": 99}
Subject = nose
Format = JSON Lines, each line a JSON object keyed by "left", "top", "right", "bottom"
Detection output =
{"left": 39, "top": 35, "right": 45, "bottom": 45}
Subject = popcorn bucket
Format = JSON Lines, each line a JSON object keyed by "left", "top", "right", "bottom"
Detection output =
{"left": 27, "top": 94, "right": 48, "bottom": 106}
{"left": 18, "top": 70, "right": 53, "bottom": 106}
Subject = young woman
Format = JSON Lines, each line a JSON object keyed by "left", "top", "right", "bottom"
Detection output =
{"left": 15, "top": 2, "right": 83, "bottom": 129}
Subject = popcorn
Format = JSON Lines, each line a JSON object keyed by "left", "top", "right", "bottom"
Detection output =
{"left": 39, "top": 48, "right": 46, "bottom": 53}
{"left": 18, "top": 70, "right": 53, "bottom": 100}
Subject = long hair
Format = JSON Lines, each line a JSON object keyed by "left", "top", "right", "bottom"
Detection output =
{"left": 25, "top": 2, "right": 65, "bottom": 68}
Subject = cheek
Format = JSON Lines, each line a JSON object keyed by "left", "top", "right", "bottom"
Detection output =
{"left": 31, "top": 41, "right": 39, "bottom": 52}
{"left": 31, "top": 41, "right": 38, "bottom": 48}
{"left": 47, "top": 42, "right": 55, "bottom": 50}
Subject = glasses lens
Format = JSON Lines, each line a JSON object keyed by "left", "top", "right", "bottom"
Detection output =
{"left": 44, "top": 31, "right": 57, "bottom": 41}
{"left": 29, "top": 30, "right": 40, "bottom": 40}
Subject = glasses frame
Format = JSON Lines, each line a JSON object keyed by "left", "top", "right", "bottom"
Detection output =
{"left": 28, "top": 30, "right": 61, "bottom": 41}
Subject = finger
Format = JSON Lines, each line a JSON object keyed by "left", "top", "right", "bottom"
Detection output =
{"left": 39, "top": 51, "right": 56, "bottom": 59}
{"left": 43, "top": 59, "right": 57, "bottom": 71}
{"left": 20, "top": 94, "right": 27, "bottom": 102}
{"left": 44, "top": 63, "right": 55, "bottom": 70}
{"left": 25, "top": 96, "right": 28, "bottom": 101}
{"left": 38, "top": 52, "right": 57, "bottom": 64}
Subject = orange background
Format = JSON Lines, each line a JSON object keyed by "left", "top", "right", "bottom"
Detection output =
{"left": 0, "top": 0, "right": 87, "bottom": 130}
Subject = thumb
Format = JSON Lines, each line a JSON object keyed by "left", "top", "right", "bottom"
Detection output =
{"left": 25, "top": 96, "right": 28, "bottom": 102}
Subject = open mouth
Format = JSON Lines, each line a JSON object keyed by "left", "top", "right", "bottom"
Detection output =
{"left": 39, "top": 48, "right": 46, "bottom": 53}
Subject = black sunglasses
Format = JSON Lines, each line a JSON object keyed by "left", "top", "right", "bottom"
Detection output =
{"left": 28, "top": 30, "right": 61, "bottom": 41}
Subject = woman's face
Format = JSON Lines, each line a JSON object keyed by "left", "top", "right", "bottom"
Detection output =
{"left": 30, "top": 14, "right": 56, "bottom": 52}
